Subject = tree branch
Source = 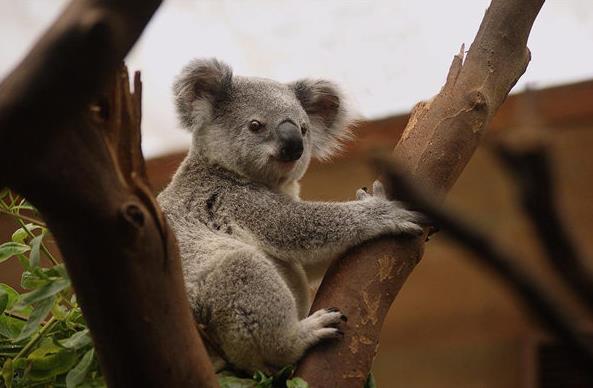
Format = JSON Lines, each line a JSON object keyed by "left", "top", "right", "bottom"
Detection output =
{"left": 494, "top": 135, "right": 593, "bottom": 316}
{"left": 0, "top": 1, "right": 218, "bottom": 387}
{"left": 296, "top": 0, "right": 545, "bottom": 386}
{"left": 375, "top": 156, "right": 593, "bottom": 376}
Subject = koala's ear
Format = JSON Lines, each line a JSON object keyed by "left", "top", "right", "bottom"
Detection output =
{"left": 290, "top": 79, "right": 355, "bottom": 160}
{"left": 173, "top": 58, "right": 233, "bottom": 131}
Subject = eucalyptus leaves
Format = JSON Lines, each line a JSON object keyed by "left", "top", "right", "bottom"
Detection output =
{"left": 218, "top": 366, "right": 308, "bottom": 388}
{"left": 0, "top": 189, "right": 103, "bottom": 387}
{"left": 0, "top": 189, "right": 311, "bottom": 387}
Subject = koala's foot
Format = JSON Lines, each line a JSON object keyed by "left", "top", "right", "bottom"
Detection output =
{"left": 298, "top": 307, "right": 347, "bottom": 344}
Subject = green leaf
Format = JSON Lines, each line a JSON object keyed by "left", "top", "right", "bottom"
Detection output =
{"left": 0, "top": 315, "right": 25, "bottom": 339}
{"left": 218, "top": 375, "right": 257, "bottom": 388}
{"left": 48, "top": 263, "right": 69, "bottom": 280}
{"left": 253, "top": 370, "right": 273, "bottom": 387}
{"left": 29, "top": 265, "right": 67, "bottom": 281}
{"left": 11, "top": 357, "right": 26, "bottom": 369}
{"left": 0, "top": 188, "right": 9, "bottom": 201}
{"left": 21, "top": 271, "right": 47, "bottom": 290}
{"left": 0, "top": 242, "right": 30, "bottom": 264}
{"left": 59, "top": 329, "right": 92, "bottom": 350}
{"left": 272, "top": 364, "right": 295, "bottom": 386}
{"left": 27, "top": 341, "right": 78, "bottom": 382}
{"left": 16, "top": 198, "right": 35, "bottom": 211}
{"left": 0, "top": 290, "right": 8, "bottom": 315}
{"left": 14, "top": 296, "right": 55, "bottom": 341}
{"left": 16, "top": 278, "right": 70, "bottom": 307}
{"left": 51, "top": 301, "right": 68, "bottom": 320}
{"left": 16, "top": 253, "right": 31, "bottom": 271}
{"left": 287, "top": 377, "right": 309, "bottom": 388}
{"left": 2, "top": 358, "right": 13, "bottom": 388}
{"left": 364, "top": 373, "right": 376, "bottom": 388}
{"left": 0, "top": 341, "right": 22, "bottom": 355}
{"left": 11, "top": 224, "right": 42, "bottom": 244}
{"left": 66, "top": 348, "right": 94, "bottom": 388}
{"left": 11, "top": 204, "right": 36, "bottom": 212}
{"left": 77, "top": 377, "right": 107, "bottom": 388}
{"left": 0, "top": 284, "right": 19, "bottom": 311}
{"left": 28, "top": 234, "right": 44, "bottom": 268}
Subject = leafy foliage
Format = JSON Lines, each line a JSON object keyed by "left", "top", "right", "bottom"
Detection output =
{"left": 0, "top": 191, "right": 104, "bottom": 387}
{"left": 218, "top": 365, "right": 308, "bottom": 388}
{"left": 1, "top": 190, "right": 310, "bottom": 387}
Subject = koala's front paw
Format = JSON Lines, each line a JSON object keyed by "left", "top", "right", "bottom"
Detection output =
{"left": 359, "top": 180, "right": 426, "bottom": 236}
{"left": 393, "top": 210, "right": 425, "bottom": 236}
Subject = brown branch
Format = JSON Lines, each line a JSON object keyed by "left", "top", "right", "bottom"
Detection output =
{"left": 296, "top": 0, "right": 545, "bottom": 386}
{"left": 375, "top": 156, "right": 593, "bottom": 376}
{"left": 0, "top": 1, "right": 217, "bottom": 387}
{"left": 493, "top": 136, "right": 593, "bottom": 316}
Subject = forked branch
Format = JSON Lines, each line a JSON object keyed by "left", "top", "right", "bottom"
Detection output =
{"left": 297, "top": 0, "right": 545, "bottom": 386}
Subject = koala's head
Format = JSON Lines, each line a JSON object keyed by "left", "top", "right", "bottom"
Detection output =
{"left": 174, "top": 58, "right": 354, "bottom": 191}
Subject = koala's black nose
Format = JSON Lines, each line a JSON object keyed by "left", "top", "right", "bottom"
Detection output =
{"left": 277, "top": 121, "right": 304, "bottom": 162}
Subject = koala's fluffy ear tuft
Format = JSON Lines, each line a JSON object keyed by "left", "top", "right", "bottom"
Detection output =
{"left": 173, "top": 58, "right": 233, "bottom": 131}
{"left": 290, "top": 79, "right": 356, "bottom": 160}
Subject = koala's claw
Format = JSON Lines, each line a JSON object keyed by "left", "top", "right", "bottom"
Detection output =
{"left": 301, "top": 307, "right": 345, "bottom": 343}
{"left": 304, "top": 308, "right": 346, "bottom": 342}
{"left": 356, "top": 188, "right": 370, "bottom": 201}
{"left": 372, "top": 180, "right": 386, "bottom": 198}
{"left": 326, "top": 307, "right": 348, "bottom": 322}
{"left": 399, "top": 221, "right": 424, "bottom": 236}
{"left": 315, "top": 327, "right": 344, "bottom": 339}
{"left": 356, "top": 180, "right": 387, "bottom": 201}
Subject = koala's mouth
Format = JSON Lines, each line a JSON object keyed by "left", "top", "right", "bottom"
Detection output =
{"left": 270, "top": 156, "right": 298, "bottom": 171}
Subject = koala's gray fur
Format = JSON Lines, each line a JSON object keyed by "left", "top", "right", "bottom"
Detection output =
{"left": 158, "top": 58, "right": 423, "bottom": 373}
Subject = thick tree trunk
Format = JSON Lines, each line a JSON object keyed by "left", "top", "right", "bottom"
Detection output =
{"left": 0, "top": 1, "right": 217, "bottom": 387}
{"left": 296, "top": 0, "right": 545, "bottom": 386}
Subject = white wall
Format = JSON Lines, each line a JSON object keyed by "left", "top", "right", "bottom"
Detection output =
{"left": 1, "top": 0, "right": 592, "bottom": 157}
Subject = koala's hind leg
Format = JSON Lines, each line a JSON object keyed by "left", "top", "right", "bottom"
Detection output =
{"left": 202, "top": 247, "right": 344, "bottom": 373}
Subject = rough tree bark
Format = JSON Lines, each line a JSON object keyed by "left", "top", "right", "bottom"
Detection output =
{"left": 296, "top": 0, "right": 545, "bottom": 386}
{"left": 0, "top": 1, "right": 217, "bottom": 387}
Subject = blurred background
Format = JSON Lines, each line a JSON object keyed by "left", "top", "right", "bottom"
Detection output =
{"left": 2, "top": 1, "right": 593, "bottom": 387}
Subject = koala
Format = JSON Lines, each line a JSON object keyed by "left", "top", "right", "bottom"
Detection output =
{"left": 157, "top": 58, "right": 424, "bottom": 373}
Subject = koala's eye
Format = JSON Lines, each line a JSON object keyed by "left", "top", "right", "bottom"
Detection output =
{"left": 301, "top": 124, "right": 308, "bottom": 135}
{"left": 248, "top": 120, "right": 264, "bottom": 132}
